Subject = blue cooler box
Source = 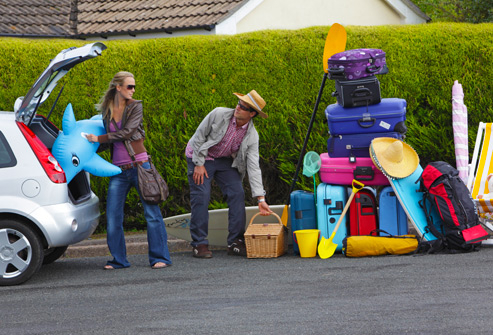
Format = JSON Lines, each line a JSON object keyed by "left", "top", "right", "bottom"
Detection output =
{"left": 290, "top": 190, "right": 317, "bottom": 255}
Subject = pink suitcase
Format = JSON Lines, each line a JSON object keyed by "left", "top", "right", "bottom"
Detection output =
{"left": 319, "top": 153, "right": 389, "bottom": 186}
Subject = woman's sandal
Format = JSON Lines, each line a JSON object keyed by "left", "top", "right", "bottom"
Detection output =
{"left": 151, "top": 262, "right": 169, "bottom": 269}
{"left": 103, "top": 265, "right": 115, "bottom": 270}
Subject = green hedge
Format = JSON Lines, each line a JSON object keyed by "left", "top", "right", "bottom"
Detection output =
{"left": 0, "top": 23, "right": 491, "bottom": 230}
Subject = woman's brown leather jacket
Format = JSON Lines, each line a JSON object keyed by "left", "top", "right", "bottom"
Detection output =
{"left": 97, "top": 99, "right": 147, "bottom": 157}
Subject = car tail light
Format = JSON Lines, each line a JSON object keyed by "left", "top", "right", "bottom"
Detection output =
{"left": 16, "top": 121, "right": 66, "bottom": 183}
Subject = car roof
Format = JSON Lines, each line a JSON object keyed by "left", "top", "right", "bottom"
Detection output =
{"left": 15, "top": 42, "right": 107, "bottom": 125}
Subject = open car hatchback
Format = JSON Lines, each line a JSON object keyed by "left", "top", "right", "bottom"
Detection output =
{"left": 0, "top": 43, "right": 107, "bottom": 285}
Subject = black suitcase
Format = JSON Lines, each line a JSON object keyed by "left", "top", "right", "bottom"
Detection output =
{"left": 332, "top": 76, "right": 381, "bottom": 108}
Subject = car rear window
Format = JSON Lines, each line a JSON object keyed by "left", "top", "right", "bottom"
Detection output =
{"left": 0, "top": 132, "right": 17, "bottom": 168}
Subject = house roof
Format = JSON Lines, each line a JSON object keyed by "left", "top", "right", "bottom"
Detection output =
{"left": 0, "top": 0, "right": 428, "bottom": 39}
{"left": 77, "top": 0, "right": 246, "bottom": 37}
{"left": 0, "top": 0, "right": 246, "bottom": 38}
{"left": 0, "top": 0, "right": 76, "bottom": 37}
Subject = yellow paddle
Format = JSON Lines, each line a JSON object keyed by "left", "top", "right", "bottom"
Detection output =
{"left": 323, "top": 23, "right": 347, "bottom": 73}
{"left": 318, "top": 179, "right": 364, "bottom": 259}
{"left": 281, "top": 23, "right": 347, "bottom": 228}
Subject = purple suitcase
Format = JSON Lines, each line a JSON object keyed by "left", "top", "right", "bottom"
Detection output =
{"left": 325, "top": 98, "right": 407, "bottom": 136}
{"left": 328, "top": 48, "right": 388, "bottom": 81}
{"left": 327, "top": 132, "right": 404, "bottom": 158}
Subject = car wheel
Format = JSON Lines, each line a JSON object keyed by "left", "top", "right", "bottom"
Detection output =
{"left": 43, "top": 246, "right": 68, "bottom": 265}
{"left": 0, "top": 219, "right": 44, "bottom": 286}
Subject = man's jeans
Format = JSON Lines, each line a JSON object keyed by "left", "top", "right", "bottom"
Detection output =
{"left": 106, "top": 162, "right": 172, "bottom": 268}
{"left": 187, "top": 157, "right": 246, "bottom": 247}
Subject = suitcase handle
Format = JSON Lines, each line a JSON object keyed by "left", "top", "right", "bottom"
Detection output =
{"left": 328, "top": 67, "right": 347, "bottom": 80}
{"left": 328, "top": 67, "right": 345, "bottom": 75}
{"left": 328, "top": 201, "right": 343, "bottom": 215}
{"left": 353, "top": 166, "right": 374, "bottom": 181}
{"left": 352, "top": 87, "right": 371, "bottom": 97}
{"left": 366, "top": 64, "right": 382, "bottom": 73}
{"left": 357, "top": 117, "right": 376, "bottom": 128}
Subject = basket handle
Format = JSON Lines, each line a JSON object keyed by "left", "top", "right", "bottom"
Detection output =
{"left": 248, "top": 212, "right": 282, "bottom": 227}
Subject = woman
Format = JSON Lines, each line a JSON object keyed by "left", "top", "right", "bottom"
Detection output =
{"left": 86, "top": 71, "right": 172, "bottom": 270}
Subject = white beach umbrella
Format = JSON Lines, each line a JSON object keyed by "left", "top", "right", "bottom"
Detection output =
{"left": 452, "top": 80, "right": 468, "bottom": 184}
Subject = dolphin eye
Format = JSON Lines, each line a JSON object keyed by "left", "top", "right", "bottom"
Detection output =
{"left": 71, "top": 154, "right": 80, "bottom": 167}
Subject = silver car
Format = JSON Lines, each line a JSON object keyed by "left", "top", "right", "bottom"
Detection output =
{"left": 0, "top": 43, "right": 107, "bottom": 285}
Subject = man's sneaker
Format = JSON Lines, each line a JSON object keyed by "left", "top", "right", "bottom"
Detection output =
{"left": 192, "top": 244, "right": 212, "bottom": 258}
{"left": 228, "top": 238, "right": 247, "bottom": 256}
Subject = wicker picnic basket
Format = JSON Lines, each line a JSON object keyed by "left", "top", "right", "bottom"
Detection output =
{"left": 244, "top": 212, "right": 288, "bottom": 258}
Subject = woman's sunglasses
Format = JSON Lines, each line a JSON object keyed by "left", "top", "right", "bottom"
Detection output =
{"left": 126, "top": 85, "right": 136, "bottom": 90}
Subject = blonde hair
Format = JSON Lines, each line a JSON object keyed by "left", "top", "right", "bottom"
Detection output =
{"left": 98, "top": 71, "right": 134, "bottom": 120}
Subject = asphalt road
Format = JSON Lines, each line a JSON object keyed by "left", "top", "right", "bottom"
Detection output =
{"left": 2, "top": 247, "right": 493, "bottom": 335}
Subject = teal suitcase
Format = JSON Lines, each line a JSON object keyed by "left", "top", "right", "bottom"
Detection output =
{"left": 316, "top": 183, "right": 348, "bottom": 252}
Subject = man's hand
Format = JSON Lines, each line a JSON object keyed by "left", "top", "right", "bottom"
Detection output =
{"left": 258, "top": 201, "right": 273, "bottom": 216}
{"left": 193, "top": 165, "right": 209, "bottom": 185}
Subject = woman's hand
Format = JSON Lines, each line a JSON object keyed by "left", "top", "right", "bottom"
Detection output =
{"left": 86, "top": 134, "right": 99, "bottom": 143}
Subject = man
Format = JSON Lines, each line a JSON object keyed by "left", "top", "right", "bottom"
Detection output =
{"left": 185, "top": 90, "right": 272, "bottom": 258}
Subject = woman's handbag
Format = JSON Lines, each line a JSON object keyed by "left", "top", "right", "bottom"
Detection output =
{"left": 121, "top": 135, "right": 169, "bottom": 204}
{"left": 137, "top": 156, "right": 169, "bottom": 205}
{"left": 114, "top": 119, "right": 169, "bottom": 204}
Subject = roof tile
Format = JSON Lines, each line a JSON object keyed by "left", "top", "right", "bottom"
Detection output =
{"left": 0, "top": 0, "right": 245, "bottom": 37}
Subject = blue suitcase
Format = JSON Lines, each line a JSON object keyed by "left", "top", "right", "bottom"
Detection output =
{"left": 316, "top": 183, "right": 348, "bottom": 252}
{"left": 378, "top": 186, "right": 408, "bottom": 236}
{"left": 327, "top": 131, "right": 404, "bottom": 158}
{"left": 325, "top": 98, "right": 407, "bottom": 136}
{"left": 290, "top": 190, "right": 317, "bottom": 255}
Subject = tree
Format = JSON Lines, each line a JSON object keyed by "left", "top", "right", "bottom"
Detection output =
{"left": 414, "top": 0, "right": 493, "bottom": 23}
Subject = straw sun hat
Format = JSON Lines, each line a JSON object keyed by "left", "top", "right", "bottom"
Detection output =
{"left": 370, "top": 137, "right": 419, "bottom": 179}
{"left": 233, "top": 90, "right": 268, "bottom": 118}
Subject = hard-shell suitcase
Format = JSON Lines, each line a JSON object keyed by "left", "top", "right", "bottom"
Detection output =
{"left": 327, "top": 131, "right": 404, "bottom": 158}
{"left": 327, "top": 48, "right": 388, "bottom": 81}
{"left": 378, "top": 186, "right": 408, "bottom": 236}
{"left": 290, "top": 190, "right": 317, "bottom": 255}
{"left": 348, "top": 188, "right": 378, "bottom": 236}
{"left": 325, "top": 98, "right": 407, "bottom": 136}
{"left": 316, "top": 183, "right": 348, "bottom": 252}
{"left": 332, "top": 76, "right": 381, "bottom": 108}
{"left": 319, "top": 152, "right": 390, "bottom": 186}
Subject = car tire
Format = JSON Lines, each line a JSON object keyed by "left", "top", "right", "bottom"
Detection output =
{"left": 43, "top": 246, "right": 68, "bottom": 265}
{"left": 0, "top": 219, "right": 44, "bottom": 286}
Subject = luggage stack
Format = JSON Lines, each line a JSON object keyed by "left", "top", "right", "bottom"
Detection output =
{"left": 315, "top": 48, "right": 408, "bottom": 251}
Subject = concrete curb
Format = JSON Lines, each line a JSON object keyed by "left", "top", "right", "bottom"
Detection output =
{"left": 64, "top": 233, "right": 225, "bottom": 259}
{"left": 65, "top": 226, "right": 420, "bottom": 259}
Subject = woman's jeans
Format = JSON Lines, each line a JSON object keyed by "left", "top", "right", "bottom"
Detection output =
{"left": 187, "top": 157, "right": 246, "bottom": 247}
{"left": 106, "top": 162, "right": 172, "bottom": 268}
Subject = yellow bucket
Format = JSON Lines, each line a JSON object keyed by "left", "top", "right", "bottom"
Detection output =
{"left": 294, "top": 229, "right": 320, "bottom": 258}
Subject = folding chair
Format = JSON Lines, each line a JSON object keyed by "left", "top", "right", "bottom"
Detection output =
{"left": 467, "top": 122, "right": 493, "bottom": 238}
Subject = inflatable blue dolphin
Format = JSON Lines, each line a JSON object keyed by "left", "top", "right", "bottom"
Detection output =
{"left": 52, "top": 103, "right": 121, "bottom": 183}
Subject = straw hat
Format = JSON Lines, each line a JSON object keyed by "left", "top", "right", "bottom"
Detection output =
{"left": 233, "top": 90, "right": 267, "bottom": 118}
{"left": 369, "top": 137, "right": 419, "bottom": 179}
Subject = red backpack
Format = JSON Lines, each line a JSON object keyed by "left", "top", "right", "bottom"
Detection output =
{"left": 419, "top": 161, "right": 488, "bottom": 252}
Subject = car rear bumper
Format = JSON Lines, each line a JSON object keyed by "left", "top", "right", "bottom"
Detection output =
{"left": 30, "top": 192, "right": 100, "bottom": 247}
